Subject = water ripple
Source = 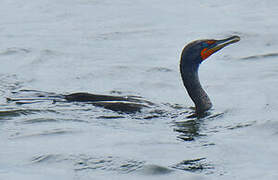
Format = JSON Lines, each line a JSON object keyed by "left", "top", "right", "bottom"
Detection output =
{"left": 0, "top": 109, "right": 57, "bottom": 120}
{"left": 30, "top": 154, "right": 178, "bottom": 175}
{"left": 10, "top": 128, "right": 76, "bottom": 139}
{"left": 171, "top": 158, "right": 214, "bottom": 173}
{"left": 240, "top": 52, "right": 278, "bottom": 60}
{"left": 0, "top": 47, "right": 31, "bottom": 56}
{"left": 31, "top": 154, "right": 145, "bottom": 174}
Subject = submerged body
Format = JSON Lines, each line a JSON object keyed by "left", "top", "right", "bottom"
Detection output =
{"left": 64, "top": 92, "right": 152, "bottom": 113}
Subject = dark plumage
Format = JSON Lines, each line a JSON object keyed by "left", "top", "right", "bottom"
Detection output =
{"left": 180, "top": 36, "right": 240, "bottom": 114}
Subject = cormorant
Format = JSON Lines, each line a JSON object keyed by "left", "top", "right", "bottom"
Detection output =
{"left": 65, "top": 35, "right": 240, "bottom": 114}
{"left": 180, "top": 35, "right": 240, "bottom": 114}
{"left": 7, "top": 36, "right": 240, "bottom": 115}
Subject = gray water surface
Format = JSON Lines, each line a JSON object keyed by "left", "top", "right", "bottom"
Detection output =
{"left": 1, "top": 0, "right": 278, "bottom": 179}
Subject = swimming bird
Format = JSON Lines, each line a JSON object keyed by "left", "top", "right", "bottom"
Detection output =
{"left": 7, "top": 36, "right": 240, "bottom": 115}
{"left": 180, "top": 36, "right": 240, "bottom": 115}
{"left": 64, "top": 36, "right": 240, "bottom": 114}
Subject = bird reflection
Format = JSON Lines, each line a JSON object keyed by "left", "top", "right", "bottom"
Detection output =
{"left": 173, "top": 119, "right": 205, "bottom": 141}
{"left": 173, "top": 111, "right": 223, "bottom": 142}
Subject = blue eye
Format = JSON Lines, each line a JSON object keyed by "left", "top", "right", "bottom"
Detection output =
{"left": 202, "top": 43, "right": 209, "bottom": 48}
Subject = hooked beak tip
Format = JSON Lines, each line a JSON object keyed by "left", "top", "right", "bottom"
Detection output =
{"left": 210, "top": 35, "right": 240, "bottom": 52}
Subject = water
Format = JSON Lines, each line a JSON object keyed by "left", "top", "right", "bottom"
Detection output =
{"left": 1, "top": 0, "right": 278, "bottom": 179}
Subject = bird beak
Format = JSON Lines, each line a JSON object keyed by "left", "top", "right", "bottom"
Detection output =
{"left": 209, "top": 36, "right": 240, "bottom": 54}
{"left": 201, "top": 36, "right": 240, "bottom": 60}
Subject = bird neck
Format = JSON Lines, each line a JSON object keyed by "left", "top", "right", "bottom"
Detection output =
{"left": 180, "top": 63, "right": 212, "bottom": 114}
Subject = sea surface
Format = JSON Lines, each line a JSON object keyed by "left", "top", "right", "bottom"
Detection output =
{"left": 1, "top": 0, "right": 278, "bottom": 179}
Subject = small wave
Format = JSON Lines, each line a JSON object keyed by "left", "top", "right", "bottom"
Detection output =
{"left": 146, "top": 67, "right": 173, "bottom": 73}
{"left": 21, "top": 117, "right": 89, "bottom": 124}
{"left": 240, "top": 52, "right": 278, "bottom": 60}
{"left": 171, "top": 158, "right": 214, "bottom": 173}
{"left": 31, "top": 154, "right": 63, "bottom": 164}
{"left": 226, "top": 121, "right": 256, "bottom": 130}
{"left": 31, "top": 154, "right": 177, "bottom": 175}
{"left": 31, "top": 154, "right": 215, "bottom": 175}
{"left": 96, "top": 115, "right": 125, "bottom": 119}
{"left": 75, "top": 156, "right": 144, "bottom": 173}
{"left": 11, "top": 89, "right": 63, "bottom": 98}
{"left": 10, "top": 128, "right": 76, "bottom": 139}
{"left": 31, "top": 154, "right": 145, "bottom": 174}
{"left": 138, "top": 164, "right": 173, "bottom": 175}
{"left": 0, "top": 47, "right": 31, "bottom": 56}
{"left": 93, "top": 29, "right": 156, "bottom": 41}
{"left": 0, "top": 74, "right": 23, "bottom": 94}
{"left": 0, "top": 109, "right": 56, "bottom": 120}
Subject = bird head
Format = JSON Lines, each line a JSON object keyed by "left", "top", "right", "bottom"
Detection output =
{"left": 181, "top": 36, "right": 240, "bottom": 68}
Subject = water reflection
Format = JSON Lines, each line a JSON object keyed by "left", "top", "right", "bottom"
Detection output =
{"left": 174, "top": 119, "right": 205, "bottom": 141}
{"left": 173, "top": 111, "right": 224, "bottom": 141}
{"left": 173, "top": 111, "right": 218, "bottom": 141}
